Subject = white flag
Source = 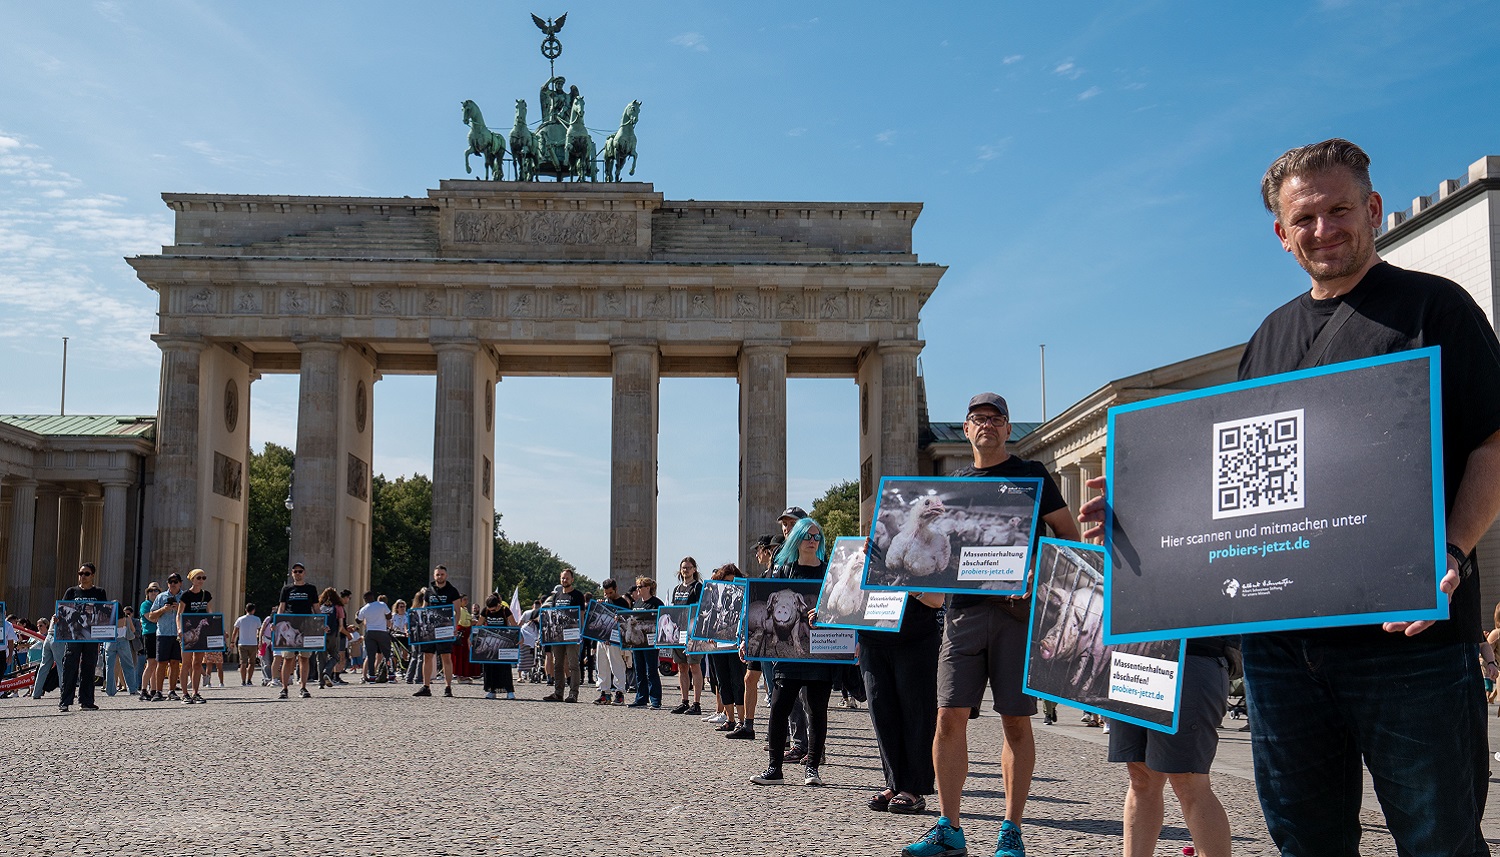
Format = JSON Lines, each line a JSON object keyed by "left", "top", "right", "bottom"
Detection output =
{"left": 510, "top": 587, "right": 522, "bottom": 623}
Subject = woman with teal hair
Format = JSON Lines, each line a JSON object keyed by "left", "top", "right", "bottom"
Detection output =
{"left": 751, "top": 515, "right": 835, "bottom": 788}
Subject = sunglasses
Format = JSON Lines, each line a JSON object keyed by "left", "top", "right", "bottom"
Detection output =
{"left": 78, "top": 571, "right": 95, "bottom": 577}
{"left": 802, "top": 533, "right": 823, "bottom": 542}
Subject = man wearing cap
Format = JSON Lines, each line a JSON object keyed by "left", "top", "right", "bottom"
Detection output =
{"left": 276, "top": 563, "right": 319, "bottom": 699}
{"left": 58, "top": 562, "right": 107, "bottom": 712}
{"left": 145, "top": 572, "right": 186, "bottom": 702}
{"left": 904, "top": 393, "right": 1079, "bottom": 857}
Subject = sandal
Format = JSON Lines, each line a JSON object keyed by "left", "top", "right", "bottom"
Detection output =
{"left": 887, "top": 794, "right": 926, "bottom": 814}
{"left": 867, "top": 791, "right": 893, "bottom": 812}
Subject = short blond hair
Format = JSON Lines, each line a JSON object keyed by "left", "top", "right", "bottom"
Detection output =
{"left": 634, "top": 576, "right": 655, "bottom": 592}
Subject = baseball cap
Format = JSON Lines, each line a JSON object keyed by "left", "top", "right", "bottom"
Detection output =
{"left": 778, "top": 506, "right": 808, "bottom": 522}
{"left": 166, "top": 572, "right": 182, "bottom": 583}
{"left": 967, "top": 392, "right": 1009, "bottom": 417}
{"left": 749, "top": 534, "right": 776, "bottom": 551}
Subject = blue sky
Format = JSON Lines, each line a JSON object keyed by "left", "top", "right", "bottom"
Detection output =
{"left": 3, "top": 1, "right": 1498, "bottom": 580}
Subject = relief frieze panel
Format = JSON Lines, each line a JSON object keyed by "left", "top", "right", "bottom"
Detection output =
{"left": 452, "top": 210, "right": 635, "bottom": 246}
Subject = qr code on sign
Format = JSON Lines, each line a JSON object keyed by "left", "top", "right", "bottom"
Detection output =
{"left": 1211, "top": 409, "right": 1304, "bottom": 520}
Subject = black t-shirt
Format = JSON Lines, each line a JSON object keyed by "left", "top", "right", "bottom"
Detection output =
{"left": 633, "top": 595, "right": 664, "bottom": 610}
{"left": 279, "top": 584, "right": 319, "bottom": 614}
{"left": 425, "top": 582, "right": 462, "bottom": 608}
{"left": 181, "top": 589, "right": 213, "bottom": 614}
{"left": 1241, "top": 262, "right": 1500, "bottom": 647}
{"left": 63, "top": 586, "right": 107, "bottom": 602}
{"left": 607, "top": 595, "right": 632, "bottom": 610}
{"left": 549, "top": 589, "right": 586, "bottom": 610}
{"left": 480, "top": 605, "right": 512, "bottom": 626}
{"left": 949, "top": 456, "right": 1069, "bottom": 610}
{"left": 671, "top": 580, "right": 703, "bottom": 606}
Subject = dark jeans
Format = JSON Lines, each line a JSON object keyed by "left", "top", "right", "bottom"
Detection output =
{"left": 860, "top": 634, "right": 939, "bottom": 796}
{"left": 1242, "top": 634, "right": 1490, "bottom": 857}
{"left": 768, "top": 677, "right": 831, "bottom": 767}
{"left": 61, "top": 642, "right": 100, "bottom": 707}
{"left": 632, "top": 649, "right": 661, "bottom": 705}
{"left": 764, "top": 661, "right": 810, "bottom": 749}
{"left": 712, "top": 653, "right": 744, "bottom": 706}
{"left": 482, "top": 662, "right": 514, "bottom": 693}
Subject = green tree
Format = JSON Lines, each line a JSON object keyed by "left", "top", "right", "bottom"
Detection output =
{"left": 810, "top": 479, "right": 861, "bottom": 543}
{"left": 245, "top": 443, "right": 293, "bottom": 613}
{"left": 494, "top": 537, "right": 595, "bottom": 605}
{"left": 370, "top": 473, "right": 433, "bottom": 602}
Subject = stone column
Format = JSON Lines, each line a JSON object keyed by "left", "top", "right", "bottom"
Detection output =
{"left": 99, "top": 481, "right": 131, "bottom": 601}
{"left": 32, "top": 485, "right": 60, "bottom": 615}
{"left": 738, "top": 342, "right": 788, "bottom": 573}
{"left": 611, "top": 341, "right": 659, "bottom": 585}
{"left": 290, "top": 340, "right": 342, "bottom": 582}
{"left": 431, "top": 340, "right": 479, "bottom": 588}
{"left": 1076, "top": 459, "right": 1098, "bottom": 513}
{"left": 1057, "top": 466, "right": 1080, "bottom": 516}
{"left": 878, "top": 342, "right": 923, "bottom": 479}
{"left": 152, "top": 335, "right": 205, "bottom": 581}
{"left": 6, "top": 478, "right": 36, "bottom": 615}
{"left": 81, "top": 495, "right": 103, "bottom": 566}
{"left": 56, "top": 492, "right": 83, "bottom": 597}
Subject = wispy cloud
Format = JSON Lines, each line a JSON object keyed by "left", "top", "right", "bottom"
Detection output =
{"left": 1078, "top": 86, "right": 1103, "bottom": 100}
{"left": 976, "top": 136, "right": 1013, "bottom": 162}
{"left": 670, "top": 32, "right": 709, "bottom": 52}
{"left": 786, "top": 127, "right": 807, "bottom": 137}
{"left": 181, "top": 139, "right": 283, "bottom": 175}
{"left": 1003, "top": 54, "right": 1024, "bottom": 65}
{"left": 875, "top": 130, "right": 896, "bottom": 145}
{"left": 1054, "top": 60, "right": 1084, "bottom": 80}
{"left": 0, "top": 132, "right": 169, "bottom": 360}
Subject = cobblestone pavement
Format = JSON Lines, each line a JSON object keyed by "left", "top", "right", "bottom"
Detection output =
{"left": 2, "top": 676, "right": 1487, "bottom": 856}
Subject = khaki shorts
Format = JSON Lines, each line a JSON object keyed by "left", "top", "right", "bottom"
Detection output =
{"left": 671, "top": 650, "right": 702, "bottom": 666}
{"left": 238, "top": 645, "right": 259, "bottom": 664}
{"left": 935, "top": 598, "right": 1035, "bottom": 716}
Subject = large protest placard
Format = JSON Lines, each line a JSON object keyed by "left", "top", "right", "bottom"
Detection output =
{"left": 271, "top": 613, "right": 328, "bottom": 652}
{"left": 1105, "top": 348, "right": 1445, "bottom": 643}
{"left": 181, "top": 613, "right": 227, "bottom": 652}
{"left": 815, "top": 537, "right": 905, "bottom": 631}
{"left": 863, "top": 476, "right": 1042, "bottom": 596}
{"left": 408, "top": 605, "right": 456, "bottom": 648}
{"left": 689, "top": 580, "right": 746, "bottom": 645}
{"left": 1024, "top": 539, "right": 1183, "bottom": 733}
{"left": 653, "top": 605, "right": 692, "bottom": 649}
{"left": 616, "top": 609, "right": 658, "bottom": 650}
{"left": 744, "top": 578, "right": 856, "bottom": 664}
{"left": 581, "top": 600, "right": 622, "bottom": 646}
{"left": 470, "top": 625, "right": 521, "bottom": 663}
{"left": 53, "top": 600, "right": 118, "bottom": 643}
{"left": 539, "top": 605, "right": 582, "bottom": 646}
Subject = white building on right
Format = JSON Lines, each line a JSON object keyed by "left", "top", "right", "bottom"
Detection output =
{"left": 1376, "top": 154, "right": 1500, "bottom": 602}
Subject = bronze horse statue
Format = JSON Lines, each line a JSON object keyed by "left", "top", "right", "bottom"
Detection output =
{"left": 509, "top": 99, "right": 536, "bottom": 182}
{"left": 602, "top": 100, "right": 641, "bottom": 182}
{"left": 461, "top": 99, "right": 507, "bottom": 181}
{"left": 565, "top": 96, "right": 597, "bottom": 181}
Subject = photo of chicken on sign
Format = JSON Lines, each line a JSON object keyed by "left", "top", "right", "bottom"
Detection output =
{"left": 862, "top": 476, "right": 1044, "bottom": 595}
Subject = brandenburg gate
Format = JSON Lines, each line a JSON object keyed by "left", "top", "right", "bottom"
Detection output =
{"left": 128, "top": 181, "right": 944, "bottom": 608}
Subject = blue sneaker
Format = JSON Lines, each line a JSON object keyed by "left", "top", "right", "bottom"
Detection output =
{"left": 993, "top": 820, "right": 1024, "bottom": 857}
{"left": 902, "top": 816, "right": 967, "bottom": 857}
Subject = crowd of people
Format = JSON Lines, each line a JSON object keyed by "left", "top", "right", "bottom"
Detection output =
{"left": 4, "top": 138, "right": 1498, "bottom": 857}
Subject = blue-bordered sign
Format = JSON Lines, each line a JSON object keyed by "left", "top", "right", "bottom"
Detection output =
{"left": 744, "top": 578, "right": 856, "bottom": 665}
{"left": 270, "top": 613, "right": 329, "bottom": 653}
{"left": 816, "top": 537, "right": 906, "bottom": 632}
{"left": 470, "top": 624, "right": 521, "bottom": 663}
{"left": 862, "top": 476, "right": 1043, "bottom": 596}
{"left": 53, "top": 600, "right": 118, "bottom": 643}
{"left": 689, "top": 579, "right": 746, "bottom": 644}
{"left": 408, "top": 605, "right": 457, "bottom": 648}
{"left": 181, "top": 612, "right": 227, "bottom": 653}
{"left": 685, "top": 605, "right": 739, "bottom": 654}
{"left": 1023, "top": 538, "right": 1184, "bottom": 734}
{"left": 538, "top": 605, "right": 581, "bottom": 646}
{"left": 616, "top": 609, "right": 659, "bottom": 650}
{"left": 1104, "top": 348, "right": 1445, "bottom": 643}
{"left": 581, "top": 600, "right": 622, "bottom": 645}
{"left": 653, "top": 605, "right": 693, "bottom": 650}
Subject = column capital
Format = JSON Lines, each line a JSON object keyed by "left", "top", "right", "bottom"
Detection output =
{"left": 293, "top": 337, "right": 344, "bottom": 354}
{"left": 740, "top": 339, "right": 791, "bottom": 354}
{"left": 99, "top": 479, "right": 133, "bottom": 490}
{"left": 876, "top": 339, "right": 926, "bottom": 355}
{"left": 609, "top": 338, "right": 659, "bottom": 355}
{"left": 6, "top": 476, "right": 37, "bottom": 489}
{"left": 151, "top": 334, "right": 206, "bottom": 352}
{"left": 430, "top": 337, "right": 480, "bottom": 354}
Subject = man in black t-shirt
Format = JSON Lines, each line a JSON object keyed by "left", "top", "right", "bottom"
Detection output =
{"left": 543, "top": 567, "right": 587, "bottom": 703}
{"left": 59, "top": 563, "right": 108, "bottom": 712}
{"left": 906, "top": 393, "right": 1079, "bottom": 857}
{"left": 276, "top": 563, "right": 319, "bottom": 700}
{"left": 1236, "top": 139, "right": 1500, "bottom": 855}
{"left": 415, "top": 565, "right": 462, "bottom": 698}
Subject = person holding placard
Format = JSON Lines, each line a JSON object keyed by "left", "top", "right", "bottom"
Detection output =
{"left": 594, "top": 579, "right": 631, "bottom": 705}
{"left": 860, "top": 586, "right": 944, "bottom": 815}
{"left": 543, "top": 567, "right": 587, "bottom": 703}
{"left": 904, "top": 393, "right": 1078, "bottom": 857}
{"left": 477, "top": 593, "right": 516, "bottom": 700}
{"left": 179, "top": 568, "right": 213, "bottom": 704}
{"left": 669, "top": 557, "right": 706, "bottom": 716}
{"left": 58, "top": 563, "right": 107, "bottom": 712}
{"left": 729, "top": 534, "right": 781, "bottom": 741}
{"left": 627, "top": 577, "right": 665, "bottom": 709}
{"left": 415, "top": 565, "right": 462, "bottom": 698}
{"left": 276, "top": 563, "right": 319, "bottom": 700}
{"left": 136, "top": 581, "right": 160, "bottom": 702}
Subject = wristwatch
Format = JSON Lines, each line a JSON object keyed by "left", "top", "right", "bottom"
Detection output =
{"left": 1446, "top": 542, "right": 1475, "bottom": 580}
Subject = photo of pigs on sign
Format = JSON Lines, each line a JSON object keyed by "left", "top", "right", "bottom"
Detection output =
{"left": 862, "top": 476, "right": 1043, "bottom": 596}
{"left": 743, "top": 578, "right": 856, "bottom": 665}
{"left": 1024, "top": 538, "right": 1184, "bottom": 733}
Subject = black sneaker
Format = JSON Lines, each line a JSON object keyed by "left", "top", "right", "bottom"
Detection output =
{"left": 181, "top": 695, "right": 194, "bottom": 705}
{"left": 626, "top": 699, "right": 648, "bottom": 708}
{"left": 803, "top": 765, "right": 823, "bottom": 786}
{"left": 685, "top": 703, "right": 702, "bottom": 716}
{"left": 58, "top": 703, "right": 69, "bottom": 713}
{"left": 614, "top": 691, "right": 625, "bottom": 705}
{"left": 413, "top": 686, "right": 432, "bottom": 697}
{"left": 670, "top": 701, "right": 691, "bottom": 714}
{"left": 278, "top": 688, "right": 288, "bottom": 699}
{"left": 193, "top": 694, "right": 205, "bottom": 704}
{"left": 80, "top": 704, "right": 99, "bottom": 711}
{"left": 443, "top": 687, "right": 453, "bottom": 698}
{"left": 150, "top": 691, "right": 164, "bottom": 702}
{"left": 167, "top": 691, "right": 180, "bottom": 701}
{"left": 726, "top": 725, "right": 756, "bottom": 740}
{"left": 300, "top": 688, "right": 311, "bottom": 699}
{"left": 750, "top": 766, "right": 784, "bottom": 785}
{"left": 784, "top": 748, "right": 808, "bottom": 764}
